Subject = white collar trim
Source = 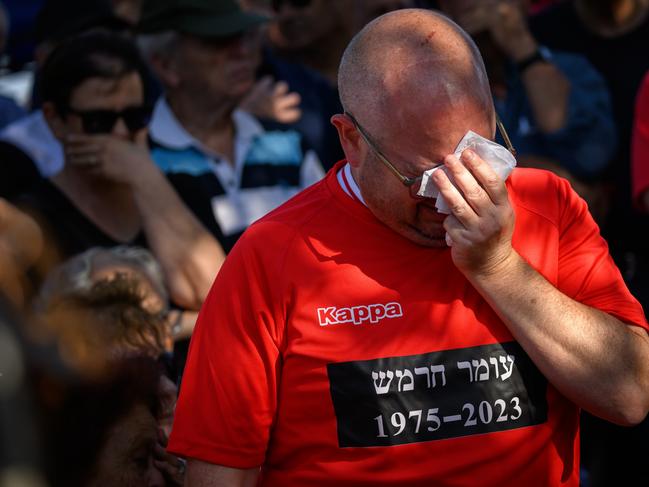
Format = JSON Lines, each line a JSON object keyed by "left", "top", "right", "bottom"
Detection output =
{"left": 148, "top": 97, "right": 263, "bottom": 155}
{"left": 337, "top": 162, "right": 366, "bottom": 206}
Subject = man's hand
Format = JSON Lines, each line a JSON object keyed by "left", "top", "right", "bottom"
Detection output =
{"left": 240, "top": 75, "right": 302, "bottom": 124}
{"left": 155, "top": 428, "right": 185, "bottom": 487}
{"left": 432, "top": 148, "right": 516, "bottom": 277}
{"left": 452, "top": 0, "right": 537, "bottom": 62}
{"left": 65, "top": 129, "right": 226, "bottom": 309}
{"left": 485, "top": 0, "right": 538, "bottom": 62}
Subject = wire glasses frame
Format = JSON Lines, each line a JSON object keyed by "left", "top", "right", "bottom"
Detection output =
{"left": 345, "top": 111, "right": 517, "bottom": 191}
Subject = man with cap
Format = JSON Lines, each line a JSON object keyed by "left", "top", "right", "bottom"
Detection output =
{"left": 137, "top": 0, "right": 324, "bottom": 252}
{"left": 166, "top": 8, "right": 649, "bottom": 487}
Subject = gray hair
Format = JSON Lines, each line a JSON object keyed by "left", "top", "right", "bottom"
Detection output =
{"left": 36, "top": 246, "right": 168, "bottom": 311}
{"left": 136, "top": 30, "right": 179, "bottom": 63}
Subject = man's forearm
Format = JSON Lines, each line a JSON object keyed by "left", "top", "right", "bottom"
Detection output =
{"left": 467, "top": 251, "right": 649, "bottom": 425}
{"left": 129, "top": 163, "right": 226, "bottom": 309}
{"left": 521, "top": 61, "right": 570, "bottom": 133}
{"left": 130, "top": 164, "right": 210, "bottom": 241}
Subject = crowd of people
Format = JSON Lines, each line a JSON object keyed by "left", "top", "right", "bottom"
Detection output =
{"left": 1, "top": 0, "right": 649, "bottom": 486}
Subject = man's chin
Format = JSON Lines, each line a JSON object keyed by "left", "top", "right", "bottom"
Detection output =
{"left": 405, "top": 224, "right": 448, "bottom": 248}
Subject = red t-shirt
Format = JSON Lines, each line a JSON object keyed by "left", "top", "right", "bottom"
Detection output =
{"left": 169, "top": 162, "right": 647, "bottom": 486}
{"left": 632, "top": 72, "right": 649, "bottom": 207}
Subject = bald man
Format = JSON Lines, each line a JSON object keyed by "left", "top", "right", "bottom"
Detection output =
{"left": 168, "top": 9, "right": 649, "bottom": 486}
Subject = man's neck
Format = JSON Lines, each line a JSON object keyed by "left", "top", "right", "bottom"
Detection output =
{"left": 166, "top": 91, "right": 237, "bottom": 158}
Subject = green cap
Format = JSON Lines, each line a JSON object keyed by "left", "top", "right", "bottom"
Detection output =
{"left": 138, "top": 0, "right": 268, "bottom": 38}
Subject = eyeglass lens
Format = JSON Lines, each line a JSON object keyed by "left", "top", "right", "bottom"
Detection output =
{"left": 75, "top": 106, "right": 151, "bottom": 134}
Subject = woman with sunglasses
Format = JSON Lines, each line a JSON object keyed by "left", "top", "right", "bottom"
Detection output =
{"left": 13, "top": 30, "right": 225, "bottom": 314}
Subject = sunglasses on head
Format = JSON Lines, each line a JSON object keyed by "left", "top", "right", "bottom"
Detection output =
{"left": 67, "top": 105, "right": 151, "bottom": 135}
{"left": 272, "top": 0, "right": 312, "bottom": 11}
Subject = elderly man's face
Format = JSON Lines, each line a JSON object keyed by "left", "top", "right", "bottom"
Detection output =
{"left": 173, "top": 30, "right": 262, "bottom": 103}
{"left": 354, "top": 99, "right": 493, "bottom": 247}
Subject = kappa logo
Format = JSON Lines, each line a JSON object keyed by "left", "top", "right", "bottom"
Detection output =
{"left": 317, "top": 302, "right": 403, "bottom": 326}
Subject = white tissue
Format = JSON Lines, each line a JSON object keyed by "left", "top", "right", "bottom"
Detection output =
{"left": 416, "top": 130, "right": 517, "bottom": 214}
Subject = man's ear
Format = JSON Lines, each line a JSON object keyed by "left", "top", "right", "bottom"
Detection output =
{"left": 331, "top": 113, "right": 364, "bottom": 168}
{"left": 41, "top": 101, "right": 68, "bottom": 140}
{"left": 149, "top": 52, "right": 180, "bottom": 88}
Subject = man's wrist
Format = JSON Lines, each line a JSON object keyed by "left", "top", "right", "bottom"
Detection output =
{"left": 509, "top": 36, "right": 539, "bottom": 63}
{"left": 515, "top": 46, "right": 552, "bottom": 74}
{"left": 468, "top": 249, "right": 524, "bottom": 285}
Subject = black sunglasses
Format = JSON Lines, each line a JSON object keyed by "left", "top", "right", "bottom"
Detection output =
{"left": 272, "top": 0, "right": 312, "bottom": 11}
{"left": 67, "top": 105, "right": 151, "bottom": 135}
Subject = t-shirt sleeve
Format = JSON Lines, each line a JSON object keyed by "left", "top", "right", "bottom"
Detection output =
{"left": 555, "top": 175, "right": 648, "bottom": 330}
{"left": 167, "top": 223, "right": 289, "bottom": 468}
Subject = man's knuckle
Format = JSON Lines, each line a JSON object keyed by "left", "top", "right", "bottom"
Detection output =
{"left": 485, "top": 176, "right": 500, "bottom": 187}
{"left": 451, "top": 203, "right": 465, "bottom": 214}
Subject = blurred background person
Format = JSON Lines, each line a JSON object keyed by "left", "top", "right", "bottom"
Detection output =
{"left": 530, "top": 0, "right": 649, "bottom": 296}
{"left": 240, "top": 0, "right": 417, "bottom": 169}
{"left": 240, "top": 0, "right": 345, "bottom": 168}
{"left": 7, "top": 30, "right": 225, "bottom": 312}
{"left": 39, "top": 356, "right": 181, "bottom": 487}
{"left": 111, "top": 0, "right": 144, "bottom": 26}
{"left": 1, "top": 276, "right": 182, "bottom": 486}
{"left": 530, "top": 4, "right": 649, "bottom": 485}
{"left": 0, "top": 0, "right": 135, "bottom": 199}
{"left": 437, "top": 0, "right": 616, "bottom": 206}
{"left": 137, "top": 0, "right": 325, "bottom": 252}
{"left": 36, "top": 245, "right": 198, "bottom": 375}
{"left": 0, "top": 198, "right": 43, "bottom": 308}
{"left": 632, "top": 72, "right": 649, "bottom": 214}
{"left": 38, "top": 272, "right": 179, "bottom": 432}
{"left": 266, "top": 0, "right": 351, "bottom": 85}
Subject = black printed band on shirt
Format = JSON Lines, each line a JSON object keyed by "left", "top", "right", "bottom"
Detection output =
{"left": 327, "top": 341, "right": 548, "bottom": 447}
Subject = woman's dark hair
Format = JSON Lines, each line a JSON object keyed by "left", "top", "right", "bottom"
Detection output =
{"left": 39, "top": 30, "right": 149, "bottom": 114}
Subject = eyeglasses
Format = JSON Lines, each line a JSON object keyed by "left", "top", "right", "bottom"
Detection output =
{"left": 67, "top": 105, "right": 151, "bottom": 135}
{"left": 345, "top": 111, "right": 516, "bottom": 196}
{"left": 272, "top": 0, "right": 312, "bottom": 12}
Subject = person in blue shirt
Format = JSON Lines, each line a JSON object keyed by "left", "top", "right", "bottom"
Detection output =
{"left": 437, "top": 0, "right": 616, "bottom": 183}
